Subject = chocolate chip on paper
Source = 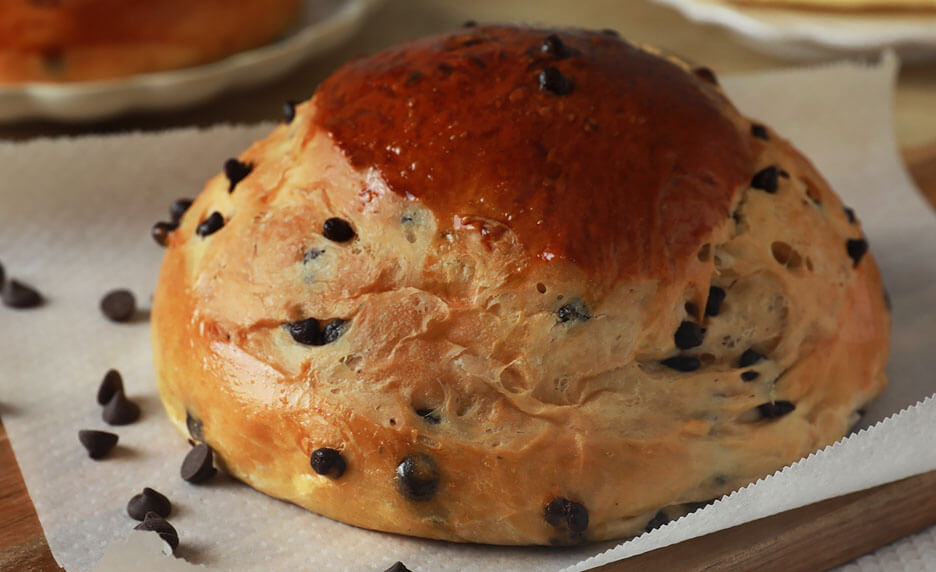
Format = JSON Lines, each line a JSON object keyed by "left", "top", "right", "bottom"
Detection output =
{"left": 181, "top": 443, "right": 217, "bottom": 484}
{"left": 102, "top": 391, "right": 141, "bottom": 425}
{"left": 97, "top": 369, "right": 124, "bottom": 405}
{"left": 133, "top": 511, "right": 179, "bottom": 552}
{"left": 100, "top": 289, "right": 136, "bottom": 322}
{"left": 2, "top": 279, "right": 42, "bottom": 309}
{"left": 78, "top": 429, "right": 118, "bottom": 459}
{"left": 127, "top": 487, "right": 172, "bottom": 521}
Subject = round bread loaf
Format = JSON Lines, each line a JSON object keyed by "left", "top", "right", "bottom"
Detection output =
{"left": 0, "top": 0, "right": 301, "bottom": 83}
{"left": 151, "top": 25, "right": 890, "bottom": 545}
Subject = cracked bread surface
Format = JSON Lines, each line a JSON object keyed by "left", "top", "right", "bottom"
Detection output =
{"left": 151, "top": 25, "right": 890, "bottom": 545}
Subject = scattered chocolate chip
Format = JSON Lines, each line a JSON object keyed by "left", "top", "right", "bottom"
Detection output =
{"left": 693, "top": 67, "right": 718, "bottom": 85}
{"left": 223, "top": 158, "right": 252, "bottom": 192}
{"left": 169, "top": 199, "right": 193, "bottom": 224}
{"left": 127, "top": 488, "right": 172, "bottom": 520}
{"left": 303, "top": 248, "right": 324, "bottom": 262}
{"left": 758, "top": 401, "right": 796, "bottom": 419}
{"left": 196, "top": 212, "right": 225, "bottom": 237}
{"left": 97, "top": 369, "right": 124, "bottom": 405}
{"left": 2, "top": 279, "right": 42, "bottom": 309}
{"left": 151, "top": 221, "right": 177, "bottom": 247}
{"left": 310, "top": 448, "right": 346, "bottom": 479}
{"left": 644, "top": 510, "right": 670, "bottom": 532}
{"left": 186, "top": 412, "right": 204, "bottom": 442}
{"left": 321, "top": 319, "right": 347, "bottom": 344}
{"left": 846, "top": 238, "right": 868, "bottom": 267}
{"left": 181, "top": 443, "right": 217, "bottom": 484}
{"left": 674, "top": 321, "right": 705, "bottom": 350}
{"left": 78, "top": 429, "right": 118, "bottom": 459}
{"left": 102, "top": 391, "right": 141, "bottom": 425}
{"left": 751, "top": 166, "right": 779, "bottom": 193}
{"left": 282, "top": 100, "right": 297, "bottom": 123}
{"left": 557, "top": 302, "right": 590, "bottom": 323}
{"left": 661, "top": 356, "right": 701, "bottom": 372}
{"left": 284, "top": 317, "right": 321, "bottom": 345}
{"left": 134, "top": 512, "right": 179, "bottom": 552}
{"left": 100, "top": 289, "right": 136, "bottom": 322}
{"left": 544, "top": 498, "right": 589, "bottom": 534}
{"left": 738, "top": 348, "right": 765, "bottom": 368}
{"left": 705, "top": 286, "right": 726, "bottom": 317}
{"left": 383, "top": 563, "right": 412, "bottom": 572}
{"left": 541, "top": 34, "right": 573, "bottom": 59}
{"left": 322, "top": 217, "right": 355, "bottom": 242}
{"left": 843, "top": 206, "right": 857, "bottom": 224}
{"left": 416, "top": 408, "right": 441, "bottom": 424}
{"left": 538, "top": 66, "right": 573, "bottom": 95}
{"left": 741, "top": 370, "right": 760, "bottom": 382}
{"left": 751, "top": 124, "right": 769, "bottom": 140}
{"left": 396, "top": 454, "right": 440, "bottom": 501}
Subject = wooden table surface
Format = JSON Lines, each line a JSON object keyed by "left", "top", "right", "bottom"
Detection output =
{"left": 1, "top": 1, "right": 935, "bottom": 571}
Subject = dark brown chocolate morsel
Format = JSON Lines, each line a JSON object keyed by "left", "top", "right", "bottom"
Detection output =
{"left": 181, "top": 443, "right": 217, "bottom": 484}
{"left": 544, "top": 497, "right": 589, "bottom": 534}
{"left": 134, "top": 512, "right": 179, "bottom": 552}
{"left": 2, "top": 279, "right": 42, "bottom": 309}
{"left": 127, "top": 488, "right": 172, "bottom": 520}
{"left": 396, "top": 455, "right": 439, "bottom": 501}
{"left": 97, "top": 369, "right": 124, "bottom": 406}
{"left": 100, "top": 289, "right": 136, "bottom": 322}
{"left": 310, "top": 448, "right": 346, "bottom": 479}
{"left": 102, "top": 391, "right": 141, "bottom": 425}
{"left": 78, "top": 429, "right": 118, "bottom": 459}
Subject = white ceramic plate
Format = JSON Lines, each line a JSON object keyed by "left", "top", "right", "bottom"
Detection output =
{"left": 0, "top": 0, "right": 377, "bottom": 122}
{"left": 653, "top": 0, "right": 936, "bottom": 62}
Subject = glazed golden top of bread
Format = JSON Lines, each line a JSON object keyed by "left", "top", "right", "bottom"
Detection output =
{"left": 0, "top": 0, "right": 301, "bottom": 83}
{"left": 152, "top": 25, "right": 890, "bottom": 546}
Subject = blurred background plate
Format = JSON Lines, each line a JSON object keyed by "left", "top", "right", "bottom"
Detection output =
{"left": 0, "top": 0, "right": 377, "bottom": 123}
{"left": 652, "top": 0, "right": 936, "bottom": 62}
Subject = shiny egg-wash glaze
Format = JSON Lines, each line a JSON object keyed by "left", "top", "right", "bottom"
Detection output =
{"left": 152, "top": 26, "right": 890, "bottom": 545}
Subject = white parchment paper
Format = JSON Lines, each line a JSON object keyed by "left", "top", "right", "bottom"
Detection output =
{"left": 1, "top": 53, "right": 935, "bottom": 572}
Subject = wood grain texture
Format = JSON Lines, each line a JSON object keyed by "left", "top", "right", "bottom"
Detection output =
{"left": 1, "top": 145, "right": 934, "bottom": 571}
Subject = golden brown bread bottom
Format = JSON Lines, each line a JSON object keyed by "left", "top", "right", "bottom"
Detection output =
{"left": 151, "top": 26, "right": 889, "bottom": 545}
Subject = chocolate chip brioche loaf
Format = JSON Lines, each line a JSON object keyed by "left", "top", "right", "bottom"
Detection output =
{"left": 151, "top": 25, "right": 890, "bottom": 545}
{"left": 0, "top": 0, "right": 301, "bottom": 83}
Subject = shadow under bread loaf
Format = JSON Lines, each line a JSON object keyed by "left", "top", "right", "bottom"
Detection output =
{"left": 150, "top": 24, "right": 890, "bottom": 545}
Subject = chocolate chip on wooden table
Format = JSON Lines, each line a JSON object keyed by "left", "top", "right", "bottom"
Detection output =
{"left": 758, "top": 401, "right": 796, "bottom": 419}
{"left": 661, "top": 356, "right": 701, "bottom": 372}
{"left": 846, "top": 238, "right": 868, "bottom": 267}
{"left": 538, "top": 66, "right": 573, "bottom": 95}
{"left": 151, "top": 221, "right": 177, "bottom": 247}
{"left": 310, "top": 448, "right": 346, "bottom": 479}
{"left": 2, "top": 279, "right": 42, "bottom": 309}
{"left": 396, "top": 455, "right": 440, "bottom": 501}
{"left": 181, "top": 443, "right": 217, "bottom": 483}
{"left": 674, "top": 321, "right": 705, "bottom": 350}
{"left": 282, "top": 100, "right": 298, "bottom": 123}
{"left": 741, "top": 370, "right": 760, "bottom": 382}
{"left": 383, "top": 563, "right": 412, "bottom": 572}
{"left": 705, "top": 286, "right": 726, "bottom": 317}
{"left": 322, "top": 217, "right": 355, "bottom": 242}
{"left": 738, "top": 348, "right": 765, "bottom": 368}
{"left": 134, "top": 511, "right": 179, "bottom": 552}
{"left": 544, "top": 497, "right": 589, "bottom": 534}
{"left": 102, "top": 391, "right": 141, "bottom": 425}
{"left": 751, "top": 166, "right": 779, "bottom": 193}
{"left": 78, "top": 429, "right": 118, "bottom": 459}
{"left": 169, "top": 199, "right": 193, "bottom": 224}
{"left": 223, "top": 158, "right": 252, "bottom": 192}
{"left": 196, "top": 212, "right": 225, "bottom": 237}
{"left": 127, "top": 487, "right": 172, "bottom": 520}
{"left": 97, "top": 369, "right": 124, "bottom": 405}
{"left": 100, "top": 289, "right": 136, "bottom": 322}
{"left": 751, "top": 124, "right": 769, "bottom": 140}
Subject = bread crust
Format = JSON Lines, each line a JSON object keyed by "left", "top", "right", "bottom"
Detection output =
{"left": 0, "top": 0, "right": 301, "bottom": 83}
{"left": 152, "top": 26, "right": 889, "bottom": 545}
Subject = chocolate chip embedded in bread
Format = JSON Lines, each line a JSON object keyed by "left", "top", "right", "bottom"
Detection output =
{"left": 282, "top": 100, "right": 297, "bottom": 124}
{"left": 846, "top": 238, "right": 868, "bottom": 267}
{"left": 540, "top": 34, "right": 575, "bottom": 59}
{"left": 181, "top": 443, "right": 217, "bottom": 484}
{"left": 538, "top": 66, "right": 573, "bottom": 95}
{"left": 303, "top": 248, "right": 324, "bottom": 263}
{"left": 310, "top": 448, "right": 346, "bottom": 479}
{"left": 544, "top": 497, "right": 589, "bottom": 534}
{"left": 284, "top": 318, "right": 322, "bottom": 345}
{"left": 693, "top": 66, "right": 718, "bottom": 85}
{"left": 133, "top": 512, "right": 179, "bottom": 552}
{"left": 644, "top": 510, "right": 670, "bottom": 533}
{"left": 127, "top": 487, "right": 172, "bottom": 520}
{"left": 661, "top": 356, "right": 701, "bottom": 372}
{"left": 751, "top": 166, "right": 779, "bottom": 193}
{"left": 382, "top": 562, "right": 412, "bottom": 572}
{"left": 396, "top": 455, "right": 440, "bottom": 501}
{"left": 196, "top": 212, "right": 225, "bottom": 237}
{"left": 416, "top": 408, "right": 441, "bottom": 424}
{"left": 169, "top": 199, "right": 193, "bottom": 224}
{"left": 321, "top": 319, "right": 348, "bottom": 345}
{"left": 186, "top": 411, "right": 204, "bottom": 442}
{"left": 100, "top": 289, "right": 136, "bottom": 322}
{"left": 741, "top": 370, "right": 760, "bottom": 382}
{"left": 97, "top": 369, "right": 124, "bottom": 405}
{"left": 78, "top": 429, "right": 118, "bottom": 459}
{"left": 151, "top": 221, "right": 177, "bottom": 247}
{"left": 556, "top": 302, "right": 590, "bottom": 323}
{"left": 674, "top": 321, "right": 705, "bottom": 350}
{"left": 751, "top": 124, "right": 769, "bottom": 140}
{"left": 223, "top": 158, "right": 252, "bottom": 192}
{"left": 1, "top": 279, "right": 42, "bottom": 309}
{"left": 738, "top": 348, "right": 765, "bottom": 368}
{"left": 758, "top": 401, "right": 796, "bottom": 419}
{"left": 705, "top": 286, "right": 726, "bottom": 317}
{"left": 843, "top": 206, "right": 857, "bottom": 224}
{"left": 322, "top": 217, "right": 355, "bottom": 242}
{"left": 102, "top": 391, "right": 141, "bottom": 425}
